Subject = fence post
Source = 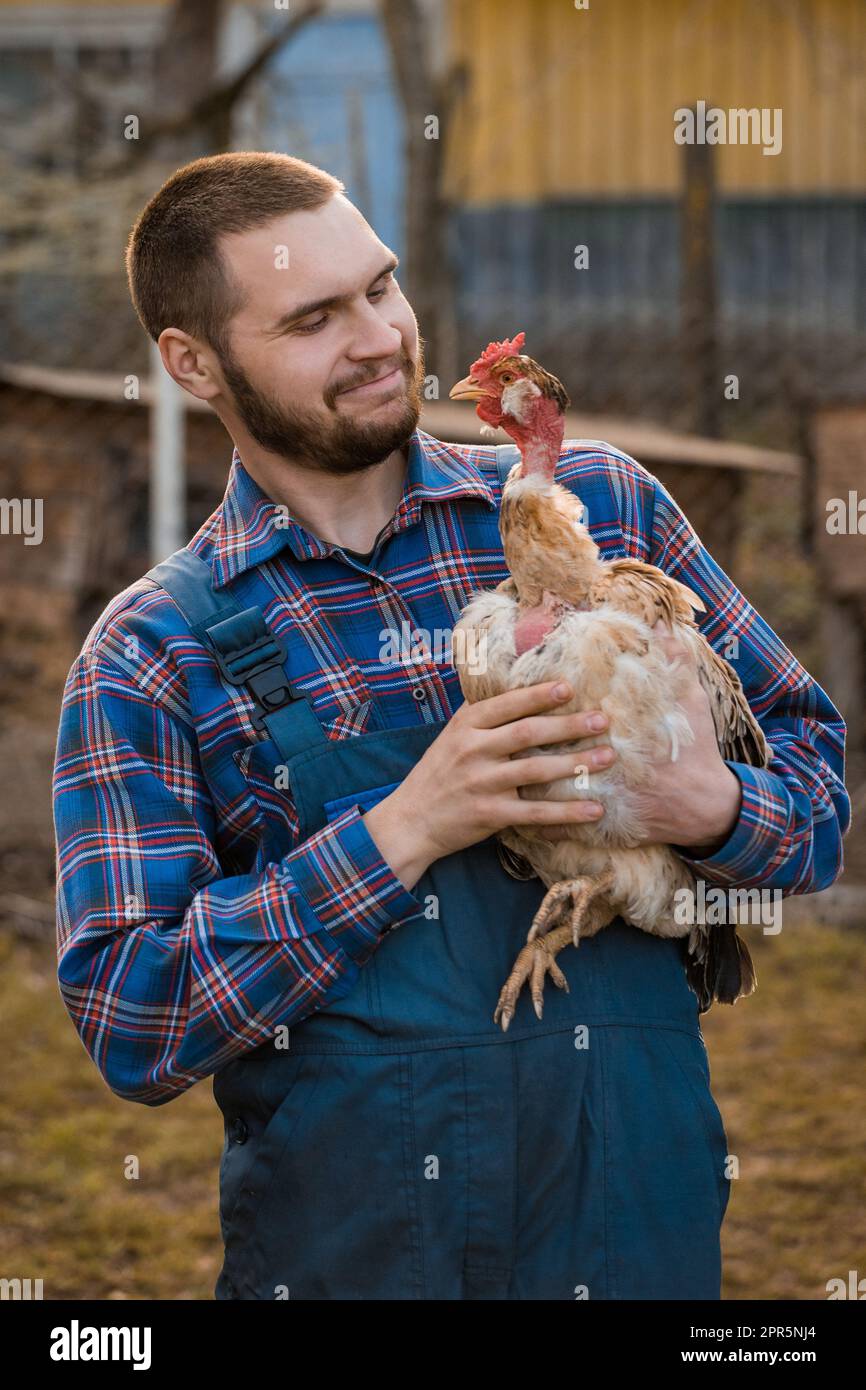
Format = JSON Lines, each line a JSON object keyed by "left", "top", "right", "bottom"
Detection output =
{"left": 681, "top": 118, "right": 719, "bottom": 439}
{"left": 149, "top": 341, "right": 186, "bottom": 563}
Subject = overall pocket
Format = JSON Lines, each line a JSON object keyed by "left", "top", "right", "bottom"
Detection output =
{"left": 217, "top": 1050, "right": 326, "bottom": 1247}
{"left": 232, "top": 700, "right": 375, "bottom": 861}
{"left": 322, "top": 776, "right": 402, "bottom": 823}
{"left": 602, "top": 1024, "right": 728, "bottom": 1299}
{"left": 228, "top": 1051, "right": 422, "bottom": 1300}
{"left": 655, "top": 1027, "right": 732, "bottom": 1223}
{"left": 219, "top": 1050, "right": 328, "bottom": 1289}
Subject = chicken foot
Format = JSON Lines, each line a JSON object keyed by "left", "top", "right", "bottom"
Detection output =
{"left": 493, "top": 922, "right": 573, "bottom": 1031}
{"left": 528, "top": 868, "right": 615, "bottom": 946}
{"left": 494, "top": 870, "right": 615, "bottom": 1031}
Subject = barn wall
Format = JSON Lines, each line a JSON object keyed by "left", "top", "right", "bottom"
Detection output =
{"left": 443, "top": 0, "right": 866, "bottom": 429}
{"left": 444, "top": 0, "right": 866, "bottom": 202}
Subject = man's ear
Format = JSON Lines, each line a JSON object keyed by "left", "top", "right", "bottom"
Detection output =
{"left": 157, "top": 327, "right": 221, "bottom": 402}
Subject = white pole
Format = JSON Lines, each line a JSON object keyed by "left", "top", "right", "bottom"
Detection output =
{"left": 149, "top": 340, "right": 186, "bottom": 564}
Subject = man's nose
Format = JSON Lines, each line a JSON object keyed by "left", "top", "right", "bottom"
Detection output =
{"left": 345, "top": 303, "right": 404, "bottom": 362}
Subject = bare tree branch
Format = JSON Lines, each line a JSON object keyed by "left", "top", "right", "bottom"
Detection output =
{"left": 92, "top": 0, "right": 325, "bottom": 178}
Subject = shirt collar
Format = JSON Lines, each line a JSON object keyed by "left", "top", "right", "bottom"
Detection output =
{"left": 209, "top": 425, "right": 498, "bottom": 589}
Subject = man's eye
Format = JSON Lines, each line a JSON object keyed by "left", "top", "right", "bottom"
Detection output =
{"left": 293, "top": 279, "right": 393, "bottom": 334}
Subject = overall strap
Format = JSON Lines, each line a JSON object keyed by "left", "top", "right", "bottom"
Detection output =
{"left": 494, "top": 442, "right": 522, "bottom": 486}
{"left": 145, "top": 548, "right": 328, "bottom": 761}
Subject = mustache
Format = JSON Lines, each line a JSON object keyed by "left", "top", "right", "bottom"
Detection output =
{"left": 335, "top": 357, "right": 410, "bottom": 395}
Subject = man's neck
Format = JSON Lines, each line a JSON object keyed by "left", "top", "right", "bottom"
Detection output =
{"left": 238, "top": 442, "right": 409, "bottom": 553}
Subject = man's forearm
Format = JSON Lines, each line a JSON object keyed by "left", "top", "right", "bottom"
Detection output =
{"left": 675, "top": 764, "right": 743, "bottom": 855}
{"left": 362, "top": 796, "right": 437, "bottom": 893}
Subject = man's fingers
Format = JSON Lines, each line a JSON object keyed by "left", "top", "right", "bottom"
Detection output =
{"left": 490, "top": 711, "right": 610, "bottom": 759}
{"left": 493, "top": 746, "right": 614, "bottom": 792}
{"left": 473, "top": 679, "right": 574, "bottom": 729}
{"left": 510, "top": 799, "right": 605, "bottom": 831}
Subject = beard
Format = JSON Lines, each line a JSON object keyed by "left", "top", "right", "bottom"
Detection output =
{"left": 217, "top": 335, "right": 426, "bottom": 476}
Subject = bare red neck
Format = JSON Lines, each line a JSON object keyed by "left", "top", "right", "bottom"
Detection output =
{"left": 505, "top": 398, "right": 566, "bottom": 481}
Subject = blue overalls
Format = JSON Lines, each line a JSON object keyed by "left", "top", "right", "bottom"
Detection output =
{"left": 146, "top": 445, "right": 731, "bottom": 1301}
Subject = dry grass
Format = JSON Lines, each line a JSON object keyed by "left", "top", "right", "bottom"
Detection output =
{"left": 0, "top": 919, "right": 863, "bottom": 1300}
{"left": 0, "top": 933, "right": 221, "bottom": 1299}
{"left": 704, "top": 916, "right": 866, "bottom": 1299}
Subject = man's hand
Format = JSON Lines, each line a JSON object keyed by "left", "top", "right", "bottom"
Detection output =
{"left": 362, "top": 680, "right": 611, "bottom": 888}
{"left": 631, "top": 621, "right": 742, "bottom": 850}
{"left": 531, "top": 620, "right": 742, "bottom": 850}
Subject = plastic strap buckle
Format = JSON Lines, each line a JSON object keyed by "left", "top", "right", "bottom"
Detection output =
{"left": 212, "top": 631, "right": 296, "bottom": 732}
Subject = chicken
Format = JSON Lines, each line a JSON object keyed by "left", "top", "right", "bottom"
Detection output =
{"left": 448, "top": 332, "right": 771, "bottom": 1030}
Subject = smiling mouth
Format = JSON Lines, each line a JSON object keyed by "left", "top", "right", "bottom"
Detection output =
{"left": 339, "top": 366, "right": 404, "bottom": 397}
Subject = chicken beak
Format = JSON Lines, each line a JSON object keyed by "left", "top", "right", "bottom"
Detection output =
{"left": 449, "top": 374, "right": 488, "bottom": 402}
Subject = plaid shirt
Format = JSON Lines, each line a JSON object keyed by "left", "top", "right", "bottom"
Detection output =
{"left": 53, "top": 428, "right": 850, "bottom": 1103}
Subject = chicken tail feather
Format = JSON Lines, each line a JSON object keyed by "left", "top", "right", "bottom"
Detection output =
{"left": 684, "top": 923, "right": 757, "bottom": 1012}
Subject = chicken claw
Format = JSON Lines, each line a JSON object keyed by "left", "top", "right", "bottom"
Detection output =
{"left": 493, "top": 924, "right": 573, "bottom": 1031}
{"left": 494, "top": 871, "right": 617, "bottom": 1029}
{"left": 528, "top": 874, "right": 611, "bottom": 947}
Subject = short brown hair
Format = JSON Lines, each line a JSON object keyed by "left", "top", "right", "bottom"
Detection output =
{"left": 125, "top": 150, "right": 345, "bottom": 355}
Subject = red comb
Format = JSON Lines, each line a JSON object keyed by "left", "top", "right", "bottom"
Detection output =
{"left": 470, "top": 331, "right": 526, "bottom": 376}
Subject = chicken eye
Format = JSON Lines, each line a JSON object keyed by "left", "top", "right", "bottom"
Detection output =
{"left": 501, "top": 373, "right": 514, "bottom": 384}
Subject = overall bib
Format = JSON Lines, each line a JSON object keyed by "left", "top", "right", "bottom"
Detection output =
{"left": 146, "top": 448, "right": 731, "bottom": 1302}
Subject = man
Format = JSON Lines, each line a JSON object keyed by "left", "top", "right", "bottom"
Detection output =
{"left": 53, "top": 152, "right": 849, "bottom": 1301}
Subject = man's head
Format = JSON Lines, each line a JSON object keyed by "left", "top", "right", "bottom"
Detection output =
{"left": 126, "top": 151, "right": 424, "bottom": 475}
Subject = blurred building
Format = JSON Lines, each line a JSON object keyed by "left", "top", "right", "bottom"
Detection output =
{"left": 443, "top": 0, "right": 866, "bottom": 427}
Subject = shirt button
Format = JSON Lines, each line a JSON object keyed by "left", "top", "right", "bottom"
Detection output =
{"left": 412, "top": 685, "right": 428, "bottom": 703}
{"left": 229, "top": 1116, "right": 249, "bottom": 1144}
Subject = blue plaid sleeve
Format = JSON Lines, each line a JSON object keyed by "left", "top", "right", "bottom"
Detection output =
{"left": 648, "top": 471, "right": 851, "bottom": 894}
{"left": 53, "top": 652, "right": 423, "bottom": 1106}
